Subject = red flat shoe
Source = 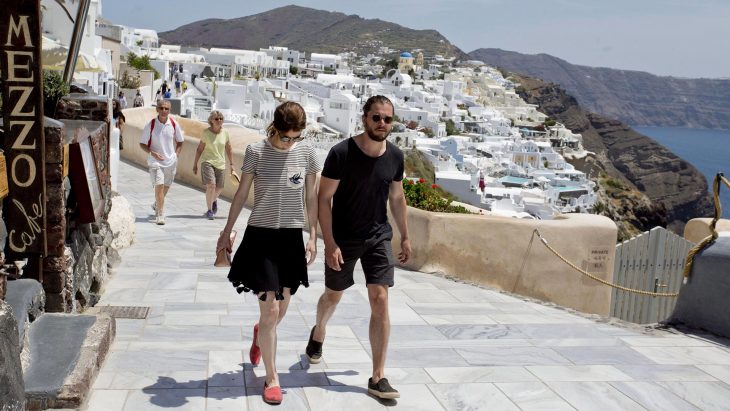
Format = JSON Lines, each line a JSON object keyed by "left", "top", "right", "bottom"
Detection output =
{"left": 249, "top": 323, "right": 261, "bottom": 365}
{"left": 263, "top": 382, "right": 282, "bottom": 405}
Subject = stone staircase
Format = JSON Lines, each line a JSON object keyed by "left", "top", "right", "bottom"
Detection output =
{"left": 0, "top": 279, "right": 115, "bottom": 410}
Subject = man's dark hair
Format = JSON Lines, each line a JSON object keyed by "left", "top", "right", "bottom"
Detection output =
{"left": 362, "top": 95, "right": 393, "bottom": 115}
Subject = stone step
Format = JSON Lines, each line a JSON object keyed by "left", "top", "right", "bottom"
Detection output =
{"left": 5, "top": 279, "right": 44, "bottom": 349}
{"left": 23, "top": 313, "right": 115, "bottom": 411}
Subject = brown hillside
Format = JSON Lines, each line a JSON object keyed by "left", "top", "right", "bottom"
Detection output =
{"left": 160, "top": 5, "right": 466, "bottom": 58}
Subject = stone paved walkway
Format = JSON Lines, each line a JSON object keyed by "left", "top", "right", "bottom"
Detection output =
{"left": 86, "top": 160, "right": 730, "bottom": 410}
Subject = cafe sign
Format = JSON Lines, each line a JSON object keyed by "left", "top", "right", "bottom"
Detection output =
{"left": 0, "top": 0, "right": 47, "bottom": 255}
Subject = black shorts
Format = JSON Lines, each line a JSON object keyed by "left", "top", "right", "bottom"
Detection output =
{"left": 325, "top": 231, "right": 395, "bottom": 291}
{"left": 228, "top": 226, "right": 309, "bottom": 300}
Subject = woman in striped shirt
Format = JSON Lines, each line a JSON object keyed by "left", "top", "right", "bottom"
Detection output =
{"left": 217, "top": 101, "right": 321, "bottom": 405}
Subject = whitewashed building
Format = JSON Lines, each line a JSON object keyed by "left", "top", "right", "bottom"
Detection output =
{"left": 261, "top": 46, "right": 303, "bottom": 68}
{"left": 309, "top": 53, "right": 343, "bottom": 71}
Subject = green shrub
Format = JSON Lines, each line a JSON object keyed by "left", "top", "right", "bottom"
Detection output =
{"left": 43, "top": 70, "right": 69, "bottom": 118}
{"left": 126, "top": 52, "right": 160, "bottom": 79}
{"left": 603, "top": 177, "right": 625, "bottom": 190}
{"left": 592, "top": 201, "right": 606, "bottom": 214}
{"left": 403, "top": 179, "right": 470, "bottom": 213}
{"left": 445, "top": 119, "right": 459, "bottom": 135}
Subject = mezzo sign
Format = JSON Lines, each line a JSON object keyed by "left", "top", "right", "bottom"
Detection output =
{"left": 1, "top": 1, "right": 47, "bottom": 255}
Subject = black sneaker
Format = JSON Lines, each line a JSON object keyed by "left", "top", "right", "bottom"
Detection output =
{"left": 212, "top": 200, "right": 218, "bottom": 214}
{"left": 305, "top": 326, "right": 322, "bottom": 364}
{"left": 368, "top": 377, "right": 400, "bottom": 399}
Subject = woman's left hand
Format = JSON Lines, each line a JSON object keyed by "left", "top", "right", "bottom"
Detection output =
{"left": 305, "top": 238, "right": 317, "bottom": 265}
{"left": 217, "top": 231, "right": 233, "bottom": 252}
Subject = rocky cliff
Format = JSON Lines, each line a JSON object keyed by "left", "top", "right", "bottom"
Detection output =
{"left": 470, "top": 48, "right": 730, "bottom": 130}
{"left": 513, "top": 75, "right": 713, "bottom": 236}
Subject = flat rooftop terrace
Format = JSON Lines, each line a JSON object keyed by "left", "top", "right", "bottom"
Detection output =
{"left": 86, "top": 160, "right": 730, "bottom": 410}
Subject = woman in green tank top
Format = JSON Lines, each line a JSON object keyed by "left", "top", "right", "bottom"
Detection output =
{"left": 193, "top": 110, "right": 234, "bottom": 219}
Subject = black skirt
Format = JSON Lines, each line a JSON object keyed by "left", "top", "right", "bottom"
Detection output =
{"left": 228, "top": 225, "right": 309, "bottom": 301}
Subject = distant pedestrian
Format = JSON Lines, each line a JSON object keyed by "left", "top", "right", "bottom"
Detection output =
{"left": 161, "top": 80, "right": 169, "bottom": 94}
{"left": 132, "top": 89, "right": 144, "bottom": 108}
{"left": 174, "top": 78, "right": 181, "bottom": 95}
{"left": 182, "top": 80, "right": 188, "bottom": 94}
{"left": 193, "top": 111, "right": 234, "bottom": 219}
{"left": 306, "top": 95, "right": 410, "bottom": 400}
{"left": 217, "top": 101, "right": 320, "bottom": 405}
{"left": 155, "top": 88, "right": 162, "bottom": 102}
{"left": 117, "top": 91, "right": 127, "bottom": 109}
{"left": 139, "top": 100, "right": 184, "bottom": 225}
{"left": 112, "top": 99, "right": 126, "bottom": 150}
{"left": 163, "top": 89, "right": 172, "bottom": 99}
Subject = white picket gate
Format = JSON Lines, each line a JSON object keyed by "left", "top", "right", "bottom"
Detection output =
{"left": 610, "top": 227, "right": 694, "bottom": 324}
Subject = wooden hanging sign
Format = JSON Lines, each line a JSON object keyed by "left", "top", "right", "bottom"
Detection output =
{"left": 0, "top": 0, "right": 47, "bottom": 255}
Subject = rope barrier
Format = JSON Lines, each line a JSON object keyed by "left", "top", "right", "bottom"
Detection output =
{"left": 532, "top": 229, "right": 680, "bottom": 297}
{"left": 533, "top": 173, "right": 728, "bottom": 298}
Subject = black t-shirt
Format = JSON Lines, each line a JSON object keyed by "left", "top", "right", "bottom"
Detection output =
{"left": 322, "top": 138, "right": 404, "bottom": 241}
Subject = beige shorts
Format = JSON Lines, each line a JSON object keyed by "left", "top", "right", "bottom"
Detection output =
{"left": 149, "top": 163, "right": 177, "bottom": 187}
{"left": 201, "top": 161, "right": 224, "bottom": 187}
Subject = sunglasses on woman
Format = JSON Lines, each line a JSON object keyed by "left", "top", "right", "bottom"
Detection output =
{"left": 370, "top": 114, "right": 394, "bottom": 124}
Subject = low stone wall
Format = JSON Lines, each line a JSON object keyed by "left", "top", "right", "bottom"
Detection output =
{"left": 394, "top": 208, "right": 618, "bottom": 315}
{"left": 122, "top": 110, "right": 619, "bottom": 315}
{"left": 120, "top": 108, "right": 262, "bottom": 209}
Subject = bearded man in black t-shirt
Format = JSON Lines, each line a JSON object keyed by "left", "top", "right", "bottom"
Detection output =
{"left": 306, "top": 95, "right": 411, "bottom": 400}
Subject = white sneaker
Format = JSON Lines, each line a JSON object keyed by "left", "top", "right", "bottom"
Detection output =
{"left": 156, "top": 214, "right": 165, "bottom": 225}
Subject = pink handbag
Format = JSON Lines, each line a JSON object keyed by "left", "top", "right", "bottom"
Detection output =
{"left": 214, "top": 230, "right": 237, "bottom": 267}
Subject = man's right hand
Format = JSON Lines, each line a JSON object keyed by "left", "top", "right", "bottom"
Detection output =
{"left": 325, "top": 243, "right": 344, "bottom": 271}
{"left": 150, "top": 151, "right": 164, "bottom": 161}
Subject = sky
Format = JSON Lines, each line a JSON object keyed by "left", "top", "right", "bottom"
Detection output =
{"left": 101, "top": 0, "right": 730, "bottom": 79}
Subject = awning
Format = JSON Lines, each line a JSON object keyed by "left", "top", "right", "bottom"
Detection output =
{"left": 42, "top": 36, "right": 100, "bottom": 71}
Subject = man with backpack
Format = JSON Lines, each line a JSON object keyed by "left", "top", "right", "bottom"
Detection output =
{"left": 139, "top": 100, "right": 184, "bottom": 225}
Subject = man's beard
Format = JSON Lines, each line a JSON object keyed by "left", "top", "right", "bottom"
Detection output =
{"left": 365, "top": 123, "right": 390, "bottom": 142}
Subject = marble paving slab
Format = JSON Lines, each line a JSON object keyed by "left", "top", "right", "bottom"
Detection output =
{"left": 85, "top": 161, "right": 730, "bottom": 411}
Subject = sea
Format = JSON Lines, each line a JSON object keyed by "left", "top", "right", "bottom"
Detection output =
{"left": 633, "top": 126, "right": 730, "bottom": 219}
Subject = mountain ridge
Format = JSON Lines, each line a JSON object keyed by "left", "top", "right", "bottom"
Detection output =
{"left": 159, "top": 5, "right": 466, "bottom": 58}
{"left": 469, "top": 48, "right": 730, "bottom": 130}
